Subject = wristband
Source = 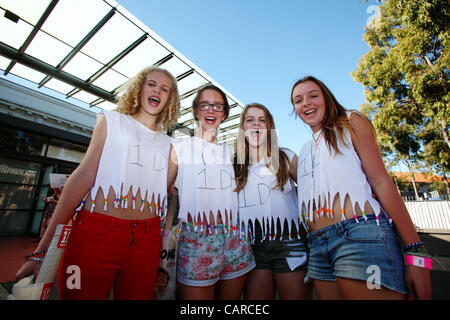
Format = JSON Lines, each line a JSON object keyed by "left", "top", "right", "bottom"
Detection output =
{"left": 406, "top": 254, "right": 432, "bottom": 270}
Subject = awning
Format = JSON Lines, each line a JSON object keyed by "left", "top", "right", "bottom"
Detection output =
{"left": 0, "top": 0, "right": 243, "bottom": 143}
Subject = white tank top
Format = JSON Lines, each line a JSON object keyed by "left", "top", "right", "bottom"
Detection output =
{"left": 172, "top": 136, "right": 238, "bottom": 233}
{"left": 238, "top": 148, "right": 302, "bottom": 243}
{"left": 297, "top": 111, "right": 381, "bottom": 225}
{"left": 82, "top": 110, "right": 171, "bottom": 215}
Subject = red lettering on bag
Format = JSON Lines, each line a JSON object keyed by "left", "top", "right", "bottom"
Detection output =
{"left": 57, "top": 225, "right": 72, "bottom": 248}
{"left": 40, "top": 282, "right": 53, "bottom": 300}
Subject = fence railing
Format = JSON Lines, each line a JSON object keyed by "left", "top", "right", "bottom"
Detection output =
{"left": 402, "top": 192, "right": 450, "bottom": 202}
{"left": 403, "top": 200, "right": 450, "bottom": 233}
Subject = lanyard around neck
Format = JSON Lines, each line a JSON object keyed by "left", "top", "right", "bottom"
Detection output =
{"left": 311, "top": 130, "right": 323, "bottom": 178}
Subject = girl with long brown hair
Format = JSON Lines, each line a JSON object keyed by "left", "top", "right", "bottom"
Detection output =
{"left": 234, "top": 103, "right": 312, "bottom": 300}
{"left": 291, "top": 76, "right": 431, "bottom": 299}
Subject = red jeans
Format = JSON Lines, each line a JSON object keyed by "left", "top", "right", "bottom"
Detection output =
{"left": 58, "top": 210, "right": 161, "bottom": 300}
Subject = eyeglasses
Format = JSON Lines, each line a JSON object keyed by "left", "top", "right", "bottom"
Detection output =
{"left": 198, "top": 103, "right": 225, "bottom": 112}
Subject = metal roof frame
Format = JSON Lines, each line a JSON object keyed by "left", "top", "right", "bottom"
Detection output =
{"left": 4, "top": 0, "right": 59, "bottom": 74}
{"left": 0, "top": 0, "right": 244, "bottom": 140}
{"left": 0, "top": 41, "right": 116, "bottom": 102}
{"left": 38, "top": 7, "right": 116, "bottom": 89}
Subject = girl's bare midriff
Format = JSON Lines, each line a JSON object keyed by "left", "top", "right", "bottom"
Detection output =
{"left": 307, "top": 194, "right": 378, "bottom": 232}
{"left": 81, "top": 186, "right": 160, "bottom": 220}
{"left": 186, "top": 211, "right": 227, "bottom": 228}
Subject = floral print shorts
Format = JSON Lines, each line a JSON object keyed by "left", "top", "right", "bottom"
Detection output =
{"left": 177, "top": 224, "right": 256, "bottom": 286}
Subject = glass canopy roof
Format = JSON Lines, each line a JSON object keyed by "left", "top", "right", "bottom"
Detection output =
{"left": 0, "top": 0, "right": 243, "bottom": 143}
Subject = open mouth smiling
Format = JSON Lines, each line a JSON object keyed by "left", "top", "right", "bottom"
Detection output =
{"left": 204, "top": 116, "right": 217, "bottom": 124}
{"left": 304, "top": 109, "right": 317, "bottom": 116}
{"left": 248, "top": 129, "right": 266, "bottom": 141}
{"left": 148, "top": 96, "right": 161, "bottom": 107}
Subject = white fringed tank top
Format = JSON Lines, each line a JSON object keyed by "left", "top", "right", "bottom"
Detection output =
{"left": 172, "top": 136, "right": 238, "bottom": 234}
{"left": 238, "top": 148, "right": 303, "bottom": 243}
{"left": 297, "top": 111, "right": 381, "bottom": 225}
{"left": 81, "top": 110, "right": 170, "bottom": 215}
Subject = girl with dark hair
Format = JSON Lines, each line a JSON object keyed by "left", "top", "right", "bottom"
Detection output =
{"left": 168, "top": 85, "right": 255, "bottom": 300}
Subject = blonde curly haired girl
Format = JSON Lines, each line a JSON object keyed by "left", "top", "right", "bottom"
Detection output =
{"left": 16, "top": 66, "right": 182, "bottom": 299}
{"left": 115, "top": 65, "right": 180, "bottom": 130}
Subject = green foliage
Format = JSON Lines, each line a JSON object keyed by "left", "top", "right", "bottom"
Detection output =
{"left": 352, "top": 0, "right": 450, "bottom": 176}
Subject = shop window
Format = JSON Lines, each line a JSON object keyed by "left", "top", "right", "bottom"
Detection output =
{"left": 0, "top": 157, "right": 41, "bottom": 236}
{"left": 0, "top": 157, "right": 41, "bottom": 185}
{"left": 0, "top": 127, "right": 47, "bottom": 156}
{"left": 46, "top": 138, "right": 87, "bottom": 163}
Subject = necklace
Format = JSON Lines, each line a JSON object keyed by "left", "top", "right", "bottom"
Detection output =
{"left": 310, "top": 130, "right": 323, "bottom": 201}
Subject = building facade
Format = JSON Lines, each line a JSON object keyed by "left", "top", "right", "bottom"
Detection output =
{"left": 0, "top": 0, "right": 244, "bottom": 237}
{"left": 0, "top": 78, "right": 95, "bottom": 236}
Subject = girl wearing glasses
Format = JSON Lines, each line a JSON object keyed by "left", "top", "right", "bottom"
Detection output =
{"left": 16, "top": 66, "right": 180, "bottom": 299}
{"left": 291, "top": 76, "right": 431, "bottom": 299}
{"left": 234, "top": 103, "right": 312, "bottom": 300}
{"left": 168, "top": 85, "right": 255, "bottom": 300}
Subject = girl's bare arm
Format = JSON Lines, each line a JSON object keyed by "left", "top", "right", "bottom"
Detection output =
{"left": 16, "top": 114, "right": 107, "bottom": 280}
{"left": 350, "top": 112, "right": 431, "bottom": 299}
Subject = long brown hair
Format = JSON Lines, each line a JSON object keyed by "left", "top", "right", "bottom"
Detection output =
{"left": 233, "top": 103, "right": 290, "bottom": 193}
{"left": 291, "top": 76, "right": 353, "bottom": 154}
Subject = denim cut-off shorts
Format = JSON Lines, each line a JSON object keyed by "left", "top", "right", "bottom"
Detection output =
{"left": 306, "top": 213, "right": 407, "bottom": 294}
{"left": 177, "top": 224, "right": 256, "bottom": 286}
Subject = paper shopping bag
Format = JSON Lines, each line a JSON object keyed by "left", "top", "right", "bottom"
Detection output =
{"left": 9, "top": 224, "right": 71, "bottom": 300}
{"left": 154, "top": 193, "right": 178, "bottom": 300}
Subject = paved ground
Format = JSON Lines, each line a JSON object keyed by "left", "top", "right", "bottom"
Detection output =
{"left": 417, "top": 233, "right": 450, "bottom": 300}
{"left": 0, "top": 236, "right": 36, "bottom": 283}
{"left": 1, "top": 232, "right": 449, "bottom": 300}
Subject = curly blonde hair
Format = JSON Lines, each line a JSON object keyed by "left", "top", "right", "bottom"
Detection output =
{"left": 115, "top": 66, "right": 180, "bottom": 130}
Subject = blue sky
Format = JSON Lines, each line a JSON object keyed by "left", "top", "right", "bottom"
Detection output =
{"left": 118, "top": 0, "right": 382, "bottom": 154}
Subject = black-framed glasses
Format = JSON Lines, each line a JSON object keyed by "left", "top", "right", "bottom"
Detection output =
{"left": 198, "top": 103, "right": 225, "bottom": 112}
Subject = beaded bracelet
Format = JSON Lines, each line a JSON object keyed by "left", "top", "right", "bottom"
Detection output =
{"left": 24, "top": 249, "right": 47, "bottom": 262}
{"left": 402, "top": 242, "right": 428, "bottom": 255}
{"left": 28, "top": 257, "right": 45, "bottom": 262}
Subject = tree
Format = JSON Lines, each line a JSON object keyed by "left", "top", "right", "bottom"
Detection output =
{"left": 422, "top": 121, "right": 450, "bottom": 194}
{"left": 352, "top": 0, "right": 449, "bottom": 181}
